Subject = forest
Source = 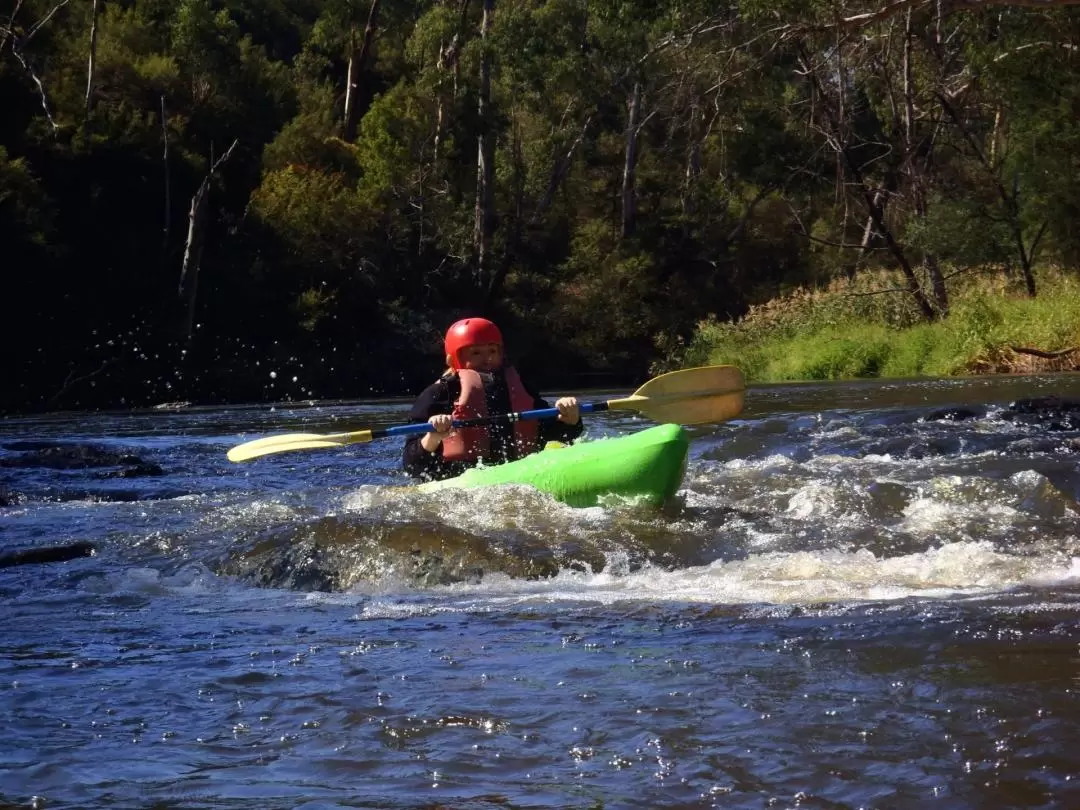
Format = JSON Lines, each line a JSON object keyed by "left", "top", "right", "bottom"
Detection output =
{"left": 4, "top": 0, "right": 1080, "bottom": 413}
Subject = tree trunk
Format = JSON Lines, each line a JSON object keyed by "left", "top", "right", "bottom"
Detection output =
{"left": 178, "top": 140, "right": 238, "bottom": 342}
{"left": 179, "top": 182, "right": 209, "bottom": 342}
{"left": 531, "top": 114, "right": 592, "bottom": 226}
{"left": 85, "top": 0, "right": 100, "bottom": 118}
{"left": 160, "top": 95, "right": 171, "bottom": 272}
{"left": 342, "top": 0, "right": 381, "bottom": 143}
{"left": 844, "top": 189, "right": 885, "bottom": 280}
{"left": 798, "top": 45, "right": 938, "bottom": 321}
{"left": 936, "top": 91, "right": 1038, "bottom": 297}
{"left": 621, "top": 82, "right": 641, "bottom": 239}
{"left": 902, "top": 8, "right": 949, "bottom": 316}
{"left": 473, "top": 0, "right": 494, "bottom": 288}
{"left": 486, "top": 108, "right": 525, "bottom": 305}
{"left": 1, "top": 0, "right": 26, "bottom": 56}
{"left": 925, "top": 254, "right": 949, "bottom": 317}
{"left": 434, "top": 1, "right": 469, "bottom": 164}
{"left": 683, "top": 105, "right": 702, "bottom": 217}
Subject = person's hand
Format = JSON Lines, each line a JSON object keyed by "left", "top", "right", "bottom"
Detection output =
{"left": 555, "top": 396, "right": 580, "bottom": 425}
{"left": 420, "top": 414, "right": 453, "bottom": 453}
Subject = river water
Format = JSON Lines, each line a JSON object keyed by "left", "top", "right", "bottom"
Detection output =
{"left": 3, "top": 374, "right": 1080, "bottom": 809}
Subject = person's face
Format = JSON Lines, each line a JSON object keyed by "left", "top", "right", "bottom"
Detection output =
{"left": 458, "top": 343, "right": 503, "bottom": 372}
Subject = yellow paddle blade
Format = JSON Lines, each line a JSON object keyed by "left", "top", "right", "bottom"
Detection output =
{"left": 607, "top": 365, "right": 745, "bottom": 425}
{"left": 226, "top": 429, "right": 374, "bottom": 463}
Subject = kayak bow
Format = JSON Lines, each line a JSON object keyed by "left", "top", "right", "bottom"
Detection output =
{"left": 418, "top": 423, "right": 690, "bottom": 508}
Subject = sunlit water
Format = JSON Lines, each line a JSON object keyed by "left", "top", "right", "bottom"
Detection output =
{"left": 3, "top": 374, "right": 1080, "bottom": 808}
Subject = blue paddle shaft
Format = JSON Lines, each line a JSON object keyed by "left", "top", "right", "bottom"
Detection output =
{"left": 381, "top": 402, "right": 606, "bottom": 438}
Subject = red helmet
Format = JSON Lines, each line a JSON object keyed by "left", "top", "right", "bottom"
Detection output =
{"left": 444, "top": 317, "right": 503, "bottom": 369}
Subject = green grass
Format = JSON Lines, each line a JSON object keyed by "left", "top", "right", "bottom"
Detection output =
{"left": 678, "top": 268, "right": 1080, "bottom": 381}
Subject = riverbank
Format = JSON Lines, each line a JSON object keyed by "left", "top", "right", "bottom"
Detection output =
{"left": 676, "top": 267, "right": 1080, "bottom": 382}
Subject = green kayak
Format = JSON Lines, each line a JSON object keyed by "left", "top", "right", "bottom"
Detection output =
{"left": 417, "top": 423, "right": 689, "bottom": 508}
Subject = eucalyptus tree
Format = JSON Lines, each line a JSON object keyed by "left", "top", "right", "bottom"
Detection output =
{"left": 763, "top": 0, "right": 1080, "bottom": 320}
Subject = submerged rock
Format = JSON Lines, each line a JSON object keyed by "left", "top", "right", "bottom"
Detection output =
{"left": 0, "top": 541, "right": 96, "bottom": 568}
{"left": 924, "top": 407, "right": 983, "bottom": 422}
{"left": 0, "top": 442, "right": 162, "bottom": 475}
{"left": 220, "top": 515, "right": 572, "bottom": 591}
{"left": 0, "top": 486, "right": 23, "bottom": 507}
{"left": 1004, "top": 397, "right": 1080, "bottom": 431}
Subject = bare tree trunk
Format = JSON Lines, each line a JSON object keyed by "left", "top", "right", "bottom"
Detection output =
{"left": 902, "top": 8, "right": 915, "bottom": 147}
{"left": 473, "top": 0, "right": 494, "bottom": 288}
{"left": 798, "top": 45, "right": 938, "bottom": 320}
{"left": 434, "top": 2, "right": 469, "bottom": 166}
{"left": 936, "top": 91, "right": 1038, "bottom": 297}
{"left": 844, "top": 189, "right": 886, "bottom": 280}
{"left": 683, "top": 104, "right": 702, "bottom": 217}
{"left": 621, "top": 82, "right": 641, "bottom": 239}
{"left": 454, "top": 0, "right": 469, "bottom": 95}
{"left": 179, "top": 140, "right": 238, "bottom": 342}
{"left": 84, "top": 0, "right": 99, "bottom": 118}
{"left": 433, "top": 48, "right": 447, "bottom": 164}
{"left": 486, "top": 108, "right": 525, "bottom": 305}
{"left": 903, "top": 8, "right": 949, "bottom": 316}
{"left": 342, "top": 0, "right": 381, "bottom": 143}
{"left": 531, "top": 114, "right": 592, "bottom": 226}
{"left": 989, "top": 106, "right": 1002, "bottom": 166}
{"left": 2, "top": 0, "right": 25, "bottom": 56}
{"left": 179, "top": 186, "right": 208, "bottom": 342}
{"left": 160, "top": 95, "right": 171, "bottom": 271}
{"left": 11, "top": 47, "right": 59, "bottom": 132}
{"left": 8, "top": 0, "right": 74, "bottom": 133}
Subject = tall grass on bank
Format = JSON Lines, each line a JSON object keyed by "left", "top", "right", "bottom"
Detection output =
{"left": 677, "top": 268, "right": 1080, "bottom": 381}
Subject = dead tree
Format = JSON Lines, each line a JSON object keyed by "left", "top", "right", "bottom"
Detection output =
{"left": 433, "top": 0, "right": 471, "bottom": 163}
{"left": 6, "top": 0, "right": 73, "bottom": 133}
{"left": 1, "top": 0, "right": 26, "bottom": 55}
{"left": 472, "top": 0, "right": 494, "bottom": 289}
{"left": 342, "top": 0, "right": 381, "bottom": 143}
{"left": 621, "top": 82, "right": 642, "bottom": 239}
{"left": 796, "top": 43, "right": 939, "bottom": 320}
{"left": 935, "top": 91, "right": 1043, "bottom": 297}
{"left": 178, "top": 140, "right": 238, "bottom": 342}
{"left": 85, "top": 0, "right": 100, "bottom": 117}
{"left": 160, "top": 95, "right": 171, "bottom": 271}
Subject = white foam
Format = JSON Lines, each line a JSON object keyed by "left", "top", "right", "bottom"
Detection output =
{"left": 405, "top": 542, "right": 1078, "bottom": 608}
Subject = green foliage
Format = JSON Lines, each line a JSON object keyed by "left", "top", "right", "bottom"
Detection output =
{"left": 261, "top": 85, "right": 355, "bottom": 174}
{"left": 9, "top": 0, "right": 1080, "bottom": 411}
{"left": 0, "top": 146, "right": 52, "bottom": 249}
{"left": 904, "top": 194, "right": 1013, "bottom": 268}
{"left": 248, "top": 165, "right": 374, "bottom": 280}
{"left": 684, "top": 268, "right": 1080, "bottom": 381}
{"left": 354, "top": 81, "right": 432, "bottom": 199}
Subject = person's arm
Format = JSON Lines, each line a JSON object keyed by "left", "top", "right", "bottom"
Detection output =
{"left": 519, "top": 377, "right": 584, "bottom": 444}
{"left": 539, "top": 402, "right": 584, "bottom": 444}
{"left": 402, "top": 380, "right": 454, "bottom": 479}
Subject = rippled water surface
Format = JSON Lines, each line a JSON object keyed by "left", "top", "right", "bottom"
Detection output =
{"left": 3, "top": 374, "right": 1080, "bottom": 808}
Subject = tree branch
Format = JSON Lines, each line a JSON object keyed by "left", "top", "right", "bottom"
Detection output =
{"left": 23, "top": 0, "right": 71, "bottom": 46}
{"left": 1011, "top": 345, "right": 1079, "bottom": 359}
{"left": 790, "top": 0, "right": 1080, "bottom": 35}
{"left": 11, "top": 46, "right": 58, "bottom": 132}
{"left": 0, "top": 0, "right": 25, "bottom": 55}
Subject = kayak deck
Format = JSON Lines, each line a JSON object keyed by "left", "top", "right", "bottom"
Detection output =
{"left": 418, "top": 423, "right": 689, "bottom": 508}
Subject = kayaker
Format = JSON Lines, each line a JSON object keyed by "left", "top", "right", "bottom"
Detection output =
{"left": 402, "top": 317, "right": 583, "bottom": 481}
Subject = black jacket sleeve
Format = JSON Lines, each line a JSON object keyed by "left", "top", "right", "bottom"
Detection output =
{"left": 518, "top": 377, "right": 585, "bottom": 445}
{"left": 401, "top": 371, "right": 586, "bottom": 481}
{"left": 401, "top": 379, "right": 470, "bottom": 481}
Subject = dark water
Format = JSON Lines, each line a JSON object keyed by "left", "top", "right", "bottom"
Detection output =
{"left": 3, "top": 374, "right": 1080, "bottom": 809}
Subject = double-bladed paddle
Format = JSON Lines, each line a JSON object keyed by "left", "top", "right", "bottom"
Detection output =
{"left": 226, "top": 364, "right": 745, "bottom": 463}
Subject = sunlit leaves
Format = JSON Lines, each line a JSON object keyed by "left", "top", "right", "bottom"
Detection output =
{"left": 248, "top": 164, "right": 374, "bottom": 275}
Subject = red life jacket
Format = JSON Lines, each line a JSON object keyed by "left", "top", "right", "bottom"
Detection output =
{"left": 441, "top": 367, "right": 540, "bottom": 463}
